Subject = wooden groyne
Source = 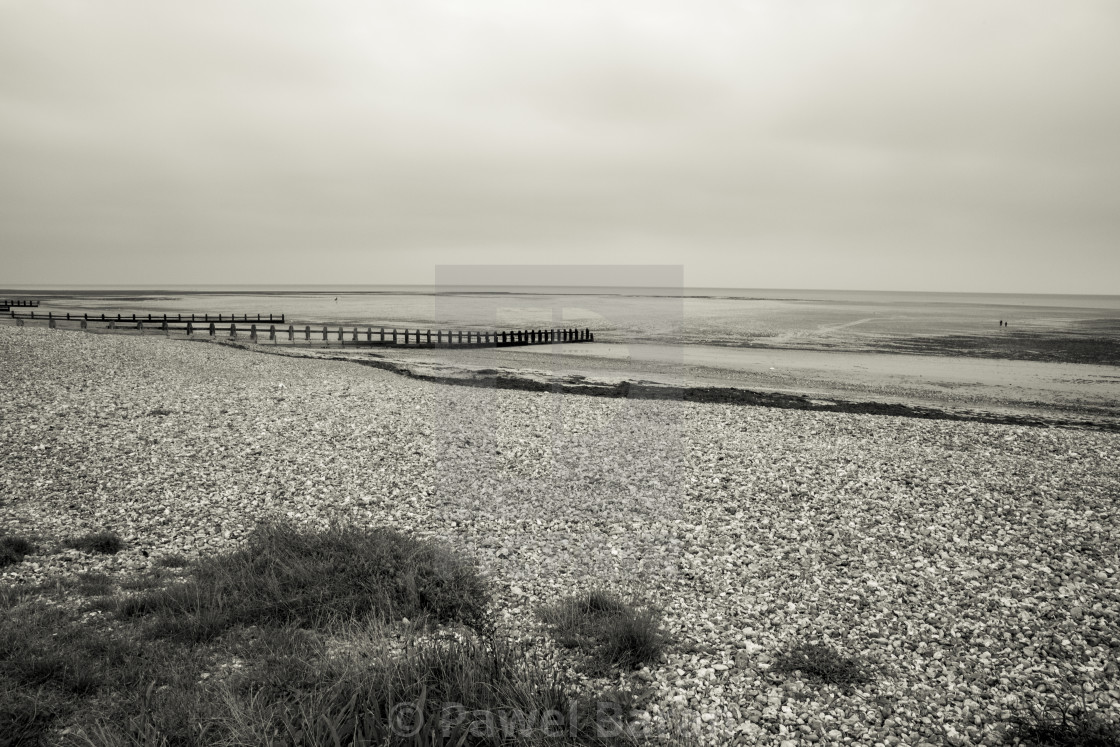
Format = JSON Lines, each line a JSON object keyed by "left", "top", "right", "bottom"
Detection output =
{"left": 9, "top": 311, "right": 283, "bottom": 324}
{"left": 9, "top": 311, "right": 594, "bottom": 348}
{"left": 0, "top": 299, "right": 39, "bottom": 310}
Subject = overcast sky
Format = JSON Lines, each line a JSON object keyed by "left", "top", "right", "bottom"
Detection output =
{"left": 2, "top": 0, "right": 1118, "bottom": 292}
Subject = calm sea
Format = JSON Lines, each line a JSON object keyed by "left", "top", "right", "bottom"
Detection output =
{"left": 5, "top": 285, "right": 1120, "bottom": 358}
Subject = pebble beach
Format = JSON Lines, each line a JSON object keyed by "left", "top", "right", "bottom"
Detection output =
{"left": 2, "top": 324, "right": 1119, "bottom": 746}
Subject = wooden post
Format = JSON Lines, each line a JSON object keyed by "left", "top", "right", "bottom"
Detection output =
{"left": 438, "top": 330, "right": 443, "bottom": 345}
{"left": 392, "top": 328, "right": 397, "bottom": 343}
{"left": 209, "top": 322, "right": 215, "bottom": 336}
{"left": 137, "top": 321, "right": 144, "bottom": 334}
{"left": 163, "top": 320, "right": 169, "bottom": 336}
{"left": 352, "top": 327, "right": 358, "bottom": 341}
{"left": 366, "top": 326, "right": 372, "bottom": 342}
{"left": 250, "top": 324, "right": 258, "bottom": 341}
{"left": 288, "top": 325, "right": 294, "bottom": 341}
{"left": 80, "top": 319, "right": 88, "bottom": 330}
{"left": 380, "top": 327, "right": 385, "bottom": 342}
{"left": 49, "top": 317, "right": 56, "bottom": 329}
{"left": 15, "top": 317, "right": 22, "bottom": 327}
{"left": 230, "top": 323, "right": 237, "bottom": 338}
{"left": 426, "top": 329, "right": 431, "bottom": 344}
{"left": 322, "top": 326, "right": 328, "bottom": 341}
{"left": 187, "top": 321, "right": 193, "bottom": 336}
{"left": 269, "top": 325, "right": 276, "bottom": 341}
{"left": 305, "top": 326, "right": 311, "bottom": 341}
{"left": 65, "top": 312, "right": 70, "bottom": 320}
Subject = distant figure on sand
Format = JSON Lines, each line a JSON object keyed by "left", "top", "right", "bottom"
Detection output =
{"left": 999, "top": 320, "right": 1003, "bottom": 327}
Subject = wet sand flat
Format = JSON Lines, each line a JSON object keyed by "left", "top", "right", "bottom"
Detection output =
{"left": 391, "top": 341, "right": 1120, "bottom": 425}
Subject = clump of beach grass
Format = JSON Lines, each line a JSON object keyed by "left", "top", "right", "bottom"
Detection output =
{"left": 1001, "top": 697, "right": 1120, "bottom": 746}
{"left": 73, "top": 572, "right": 114, "bottom": 597}
{"left": 540, "top": 590, "right": 667, "bottom": 672}
{"left": 771, "top": 641, "right": 874, "bottom": 692}
{"left": 153, "top": 553, "right": 191, "bottom": 569}
{"left": 0, "top": 536, "right": 35, "bottom": 567}
{"left": 64, "top": 532, "right": 124, "bottom": 556}
{"left": 117, "top": 520, "right": 493, "bottom": 642}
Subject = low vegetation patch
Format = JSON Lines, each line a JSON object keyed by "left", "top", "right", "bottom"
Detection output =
{"left": 1002, "top": 699, "right": 1120, "bottom": 747}
{"left": 153, "top": 553, "right": 191, "bottom": 569}
{"left": 0, "top": 536, "right": 35, "bottom": 567}
{"left": 227, "top": 632, "right": 643, "bottom": 746}
{"left": 64, "top": 532, "right": 124, "bottom": 556}
{"left": 0, "top": 600, "right": 162, "bottom": 746}
{"left": 771, "top": 641, "right": 874, "bottom": 692}
{"left": 73, "top": 572, "right": 114, "bottom": 597}
{"left": 540, "top": 590, "right": 667, "bottom": 672}
{"left": 0, "top": 521, "right": 670, "bottom": 746}
{"left": 117, "top": 521, "right": 492, "bottom": 642}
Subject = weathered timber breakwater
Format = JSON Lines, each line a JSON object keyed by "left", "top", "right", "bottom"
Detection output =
{"left": 7, "top": 309, "right": 594, "bottom": 349}
{"left": 2, "top": 325, "right": 1119, "bottom": 746}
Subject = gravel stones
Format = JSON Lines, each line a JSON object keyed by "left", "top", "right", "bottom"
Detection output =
{"left": 2, "top": 325, "right": 1119, "bottom": 745}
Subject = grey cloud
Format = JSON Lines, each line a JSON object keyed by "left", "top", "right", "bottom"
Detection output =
{"left": 1, "top": 0, "right": 1118, "bottom": 291}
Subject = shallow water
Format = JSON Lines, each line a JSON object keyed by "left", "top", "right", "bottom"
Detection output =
{"left": 5, "top": 285, "right": 1119, "bottom": 365}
